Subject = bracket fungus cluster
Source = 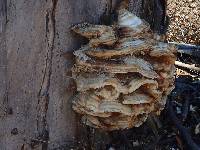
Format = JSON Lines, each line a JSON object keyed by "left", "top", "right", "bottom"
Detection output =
{"left": 71, "top": 9, "right": 177, "bottom": 131}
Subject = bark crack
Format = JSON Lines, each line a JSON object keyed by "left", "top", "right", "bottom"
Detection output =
{"left": 36, "top": 0, "right": 58, "bottom": 149}
{"left": 0, "top": 0, "right": 8, "bottom": 117}
{"left": 0, "top": 0, "right": 7, "bottom": 33}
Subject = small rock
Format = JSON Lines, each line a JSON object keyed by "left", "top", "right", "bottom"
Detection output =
{"left": 108, "top": 147, "right": 115, "bottom": 150}
{"left": 195, "top": 123, "right": 200, "bottom": 135}
{"left": 190, "top": 2, "right": 196, "bottom": 8}
{"left": 132, "top": 140, "right": 139, "bottom": 147}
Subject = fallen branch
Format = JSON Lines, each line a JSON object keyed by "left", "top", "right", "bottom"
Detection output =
{"left": 177, "top": 49, "right": 200, "bottom": 57}
{"left": 175, "top": 61, "right": 200, "bottom": 72}
{"left": 167, "top": 100, "right": 200, "bottom": 150}
{"left": 169, "top": 42, "right": 200, "bottom": 57}
{"left": 170, "top": 42, "right": 200, "bottom": 50}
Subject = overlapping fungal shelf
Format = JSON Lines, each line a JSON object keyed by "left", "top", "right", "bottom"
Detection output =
{"left": 71, "top": 9, "right": 177, "bottom": 131}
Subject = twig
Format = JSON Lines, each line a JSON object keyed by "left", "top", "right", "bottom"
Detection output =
{"left": 167, "top": 100, "right": 200, "bottom": 150}
{"left": 181, "top": 92, "right": 191, "bottom": 121}
{"left": 175, "top": 61, "right": 200, "bottom": 72}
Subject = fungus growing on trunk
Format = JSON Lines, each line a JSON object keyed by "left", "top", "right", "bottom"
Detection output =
{"left": 71, "top": 9, "right": 176, "bottom": 131}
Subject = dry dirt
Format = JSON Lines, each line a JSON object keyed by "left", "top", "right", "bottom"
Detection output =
{"left": 167, "top": 0, "right": 200, "bottom": 45}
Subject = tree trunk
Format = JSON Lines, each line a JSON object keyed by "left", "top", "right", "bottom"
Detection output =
{"left": 0, "top": 0, "right": 164, "bottom": 149}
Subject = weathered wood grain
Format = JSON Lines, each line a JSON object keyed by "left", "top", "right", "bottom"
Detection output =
{"left": 0, "top": 0, "right": 7, "bottom": 117}
{"left": 0, "top": 0, "right": 107, "bottom": 149}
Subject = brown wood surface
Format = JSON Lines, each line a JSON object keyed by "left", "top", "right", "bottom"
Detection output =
{"left": 0, "top": 0, "right": 160, "bottom": 149}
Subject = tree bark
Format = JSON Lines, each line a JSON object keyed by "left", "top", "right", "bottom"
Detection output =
{"left": 0, "top": 0, "right": 163, "bottom": 149}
